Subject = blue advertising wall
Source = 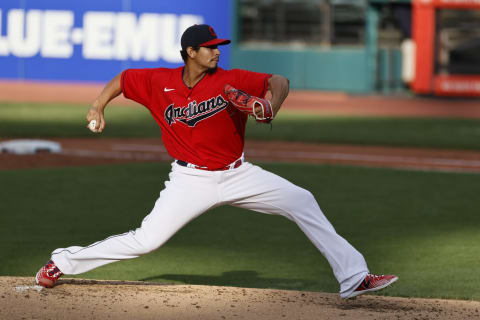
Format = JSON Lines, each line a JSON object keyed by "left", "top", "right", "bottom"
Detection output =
{"left": 0, "top": 1, "right": 232, "bottom": 82}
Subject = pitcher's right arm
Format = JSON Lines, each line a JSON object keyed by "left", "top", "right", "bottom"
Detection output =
{"left": 86, "top": 72, "right": 122, "bottom": 133}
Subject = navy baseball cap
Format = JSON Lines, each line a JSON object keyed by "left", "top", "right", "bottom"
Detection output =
{"left": 181, "top": 24, "right": 231, "bottom": 51}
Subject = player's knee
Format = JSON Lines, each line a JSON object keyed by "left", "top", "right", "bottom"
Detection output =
{"left": 281, "top": 187, "right": 316, "bottom": 212}
{"left": 137, "top": 238, "right": 163, "bottom": 255}
{"left": 134, "top": 231, "right": 166, "bottom": 255}
{"left": 292, "top": 187, "right": 315, "bottom": 204}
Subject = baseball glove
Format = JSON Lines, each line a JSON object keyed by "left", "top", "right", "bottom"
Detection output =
{"left": 223, "top": 84, "right": 273, "bottom": 123}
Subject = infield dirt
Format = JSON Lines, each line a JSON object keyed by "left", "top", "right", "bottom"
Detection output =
{"left": 2, "top": 277, "right": 480, "bottom": 320}
{"left": 2, "top": 138, "right": 480, "bottom": 173}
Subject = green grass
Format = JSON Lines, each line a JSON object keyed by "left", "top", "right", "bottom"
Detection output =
{"left": 0, "top": 102, "right": 160, "bottom": 138}
{"left": 1, "top": 102, "right": 480, "bottom": 149}
{"left": 1, "top": 101, "right": 480, "bottom": 300}
{"left": 1, "top": 162, "right": 479, "bottom": 300}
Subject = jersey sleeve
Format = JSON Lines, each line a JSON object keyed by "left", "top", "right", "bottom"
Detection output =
{"left": 230, "top": 69, "right": 272, "bottom": 98}
{"left": 120, "top": 68, "right": 154, "bottom": 107}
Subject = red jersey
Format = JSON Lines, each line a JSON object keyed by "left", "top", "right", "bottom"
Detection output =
{"left": 121, "top": 67, "right": 271, "bottom": 170}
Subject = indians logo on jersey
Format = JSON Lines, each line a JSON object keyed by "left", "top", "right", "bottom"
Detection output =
{"left": 164, "top": 95, "right": 228, "bottom": 127}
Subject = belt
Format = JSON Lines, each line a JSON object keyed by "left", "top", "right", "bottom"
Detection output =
{"left": 175, "top": 158, "right": 243, "bottom": 171}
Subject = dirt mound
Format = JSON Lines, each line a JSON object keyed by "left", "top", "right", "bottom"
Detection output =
{"left": 1, "top": 277, "right": 479, "bottom": 320}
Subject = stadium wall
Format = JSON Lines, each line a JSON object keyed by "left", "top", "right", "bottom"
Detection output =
{"left": 0, "top": 1, "right": 232, "bottom": 82}
{"left": 0, "top": 0, "right": 402, "bottom": 94}
{"left": 231, "top": 47, "right": 370, "bottom": 93}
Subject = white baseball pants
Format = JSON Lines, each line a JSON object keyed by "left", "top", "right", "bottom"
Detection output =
{"left": 52, "top": 161, "right": 368, "bottom": 298}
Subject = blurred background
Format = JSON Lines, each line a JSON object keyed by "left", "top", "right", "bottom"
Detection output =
{"left": 0, "top": 0, "right": 479, "bottom": 97}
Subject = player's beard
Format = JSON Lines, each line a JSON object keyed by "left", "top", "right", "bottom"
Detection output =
{"left": 207, "top": 66, "right": 218, "bottom": 74}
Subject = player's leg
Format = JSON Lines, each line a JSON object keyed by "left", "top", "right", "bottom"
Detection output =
{"left": 49, "top": 163, "right": 219, "bottom": 275}
{"left": 221, "top": 162, "right": 368, "bottom": 298}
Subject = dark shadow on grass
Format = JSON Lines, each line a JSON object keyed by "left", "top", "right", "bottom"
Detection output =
{"left": 140, "top": 270, "right": 319, "bottom": 290}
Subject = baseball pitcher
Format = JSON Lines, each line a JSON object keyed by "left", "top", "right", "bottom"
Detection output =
{"left": 35, "top": 24, "right": 397, "bottom": 299}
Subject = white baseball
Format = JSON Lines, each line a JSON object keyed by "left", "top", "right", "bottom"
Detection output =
{"left": 88, "top": 120, "right": 98, "bottom": 133}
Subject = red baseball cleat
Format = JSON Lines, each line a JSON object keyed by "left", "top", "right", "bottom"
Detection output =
{"left": 35, "top": 260, "right": 63, "bottom": 288}
{"left": 344, "top": 274, "right": 398, "bottom": 299}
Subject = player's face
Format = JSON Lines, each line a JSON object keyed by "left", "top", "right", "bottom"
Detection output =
{"left": 195, "top": 45, "right": 220, "bottom": 69}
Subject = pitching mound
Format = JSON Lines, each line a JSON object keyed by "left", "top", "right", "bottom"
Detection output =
{"left": 1, "top": 277, "right": 479, "bottom": 320}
